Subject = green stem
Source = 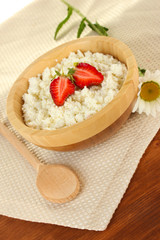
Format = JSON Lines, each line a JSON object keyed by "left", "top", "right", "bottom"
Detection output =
{"left": 85, "top": 19, "right": 104, "bottom": 36}
{"left": 60, "top": 0, "right": 104, "bottom": 36}
{"left": 61, "top": 0, "right": 85, "bottom": 18}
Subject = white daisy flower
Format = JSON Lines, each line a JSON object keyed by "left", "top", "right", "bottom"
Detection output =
{"left": 132, "top": 69, "right": 160, "bottom": 117}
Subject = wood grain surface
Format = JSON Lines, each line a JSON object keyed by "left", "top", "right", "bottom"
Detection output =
{"left": 0, "top": 129, "right": 160, "bottom": 240}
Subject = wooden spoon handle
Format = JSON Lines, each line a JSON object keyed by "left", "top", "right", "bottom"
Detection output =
{"left": 0, "top": 122, "right": 40, "bottom": 170}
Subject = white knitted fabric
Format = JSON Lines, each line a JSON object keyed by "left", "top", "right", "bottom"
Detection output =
{"left": 0, "top": 0, "right": 160, "bottom": 231}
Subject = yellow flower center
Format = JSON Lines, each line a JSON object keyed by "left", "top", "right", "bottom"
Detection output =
{"left": 140, "top": 81, "right": 160, "bottom": 101}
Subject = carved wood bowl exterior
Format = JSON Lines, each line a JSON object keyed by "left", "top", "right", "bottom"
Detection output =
{"left": 7, "top": 36, "right": 139, "bottom": 151}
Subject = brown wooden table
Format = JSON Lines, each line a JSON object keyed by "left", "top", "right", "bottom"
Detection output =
{"left": 0, "top": 130, "right": 160, "bottom": 240}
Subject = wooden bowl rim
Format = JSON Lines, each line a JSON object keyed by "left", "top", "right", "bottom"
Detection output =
{"left": 7, "top": 36, "right": 138, "bottom": 146}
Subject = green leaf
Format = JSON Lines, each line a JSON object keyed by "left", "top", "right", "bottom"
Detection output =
{"left": 67, "top": 68, "right": 76, "bottom": 83}
{"left": 138, "top": 67, "right": 146, "bottom": 76}
{"left": 88, "top": 21, "right": 108, "bottom": 36}
{"left": 87, "top": 22, "right": 95, "bottom": 31}
{"left": 54, "top": 6, "right": 73, "bottom": 40}
{"left": 68, "top": 68, "right": 75, "bottom": 75}
{"left": 55, "top": 70, "right": 61, "bottom": 76}
{"left": 94, "top": 22, "right": 108, "bottom": 36}
{"left": 73, "top": 62, "right": 79, "bottom": 67}
{"left": 70, "top": 75, "right": 75, "bottom": 83}
{"left": 77, "top": 17, "right": 86, "bottom": 38}
{"left": 103, "top": 26, "right": 109, "bottom": 31}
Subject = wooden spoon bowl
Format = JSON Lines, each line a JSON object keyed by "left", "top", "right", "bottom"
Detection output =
{"left": 7, "top": 36, "right": 139, "bottom": 151}
{"left": 0, "top": 122, "right": 80, "bottom": 203}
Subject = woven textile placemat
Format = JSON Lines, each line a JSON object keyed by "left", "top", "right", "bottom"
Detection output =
{"left": 0, "top": 0, "right": 160, "bottom": 231}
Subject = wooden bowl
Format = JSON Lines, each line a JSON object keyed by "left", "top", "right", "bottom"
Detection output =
{"left": 7, "top": 36, "right": 139, "bottom": 151}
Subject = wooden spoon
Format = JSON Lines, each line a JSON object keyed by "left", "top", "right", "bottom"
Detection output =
{"left": 0, "top": 122, "right": 80, "bottom": 203}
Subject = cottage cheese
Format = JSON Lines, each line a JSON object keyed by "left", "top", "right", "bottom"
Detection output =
{"left": 22, "top": 50, "right": 127, "bottom": 130}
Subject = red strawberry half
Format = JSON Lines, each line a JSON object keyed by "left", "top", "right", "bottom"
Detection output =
{"left": 72, "top": 63, "right": 104, "bottom": 89}
{"left": 50, "top": 76, "right": 75, "bottom": 106}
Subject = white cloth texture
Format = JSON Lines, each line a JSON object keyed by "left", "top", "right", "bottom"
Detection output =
{"left": 0, "top": 0, "right": 160, "bottom": 231}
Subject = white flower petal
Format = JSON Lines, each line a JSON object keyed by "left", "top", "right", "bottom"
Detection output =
{"left": 145, "top": 102, "right": 151, "bottom": 115}
{"left": 155, "top": 99, "right": 160, "bottom": 111}
{"left": 133, "top": 69, "right": 160, "bottom": 117}
{"left": 138, "top": 98, "right": 146, "bottom": 114}
{"left": 150, "top": 101, "right": 157, "bottom": 117}
{"left": 144, "top": 70, "right": 151, "bottom": 79}
{"left": 132, "top": 97, "right": 140, "bottom": 112}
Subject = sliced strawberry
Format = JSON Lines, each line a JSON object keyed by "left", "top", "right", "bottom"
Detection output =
{"left": 72, "top": 63, "right": 104, "bottom": 89}
{"left": 50, "top": 76, "right": 75, "bottom": 106}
